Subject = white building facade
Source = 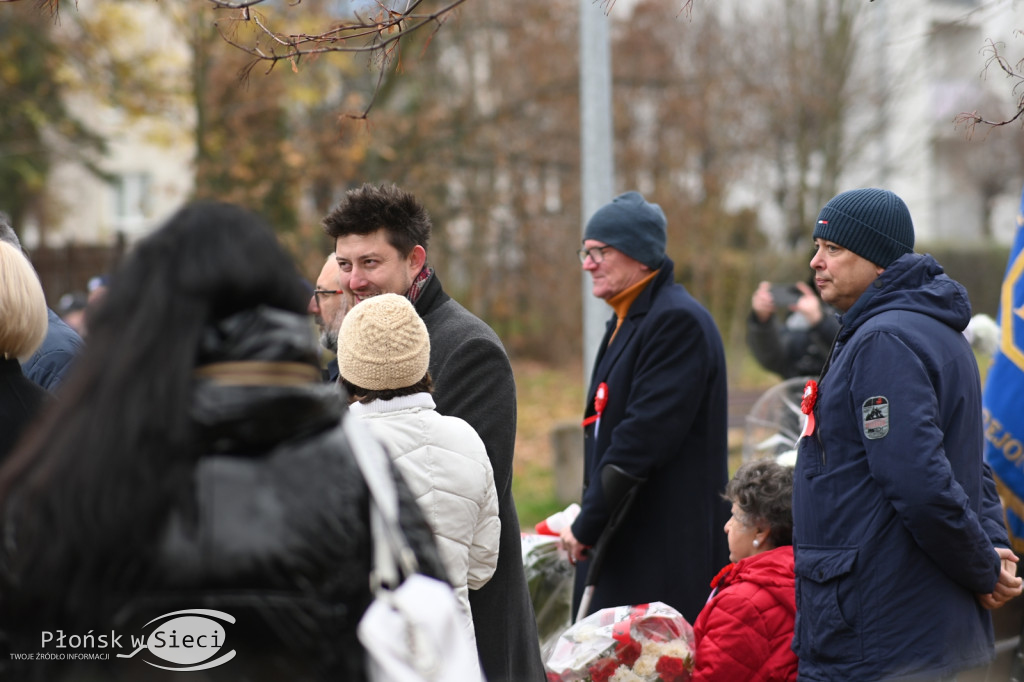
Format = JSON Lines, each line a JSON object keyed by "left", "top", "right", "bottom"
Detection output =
{"left": 23, "top": 2, "right": 194, "bottom": 251}
{"left": 848, "top": 0, "right": 1024, "bottom": 245}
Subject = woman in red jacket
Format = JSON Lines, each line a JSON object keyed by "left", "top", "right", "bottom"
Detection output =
{"left": 692, "top": 459, "right": 797, "bottom": 682}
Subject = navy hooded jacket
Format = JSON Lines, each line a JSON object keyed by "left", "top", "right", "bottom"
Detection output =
{"left": 793, "top": 253, "right": 1008, "bottom": 681}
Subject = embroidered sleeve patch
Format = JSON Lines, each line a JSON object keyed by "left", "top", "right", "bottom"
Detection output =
{"left": 862, "top": 396, "right": 890, "bottom": 439}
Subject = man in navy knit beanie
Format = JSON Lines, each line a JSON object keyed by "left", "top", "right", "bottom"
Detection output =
{"left": 562, "top": 190, "right": 730, "bottom": 625}
{"left": 792, "top": 187, "right": 1022, "bottom": 680}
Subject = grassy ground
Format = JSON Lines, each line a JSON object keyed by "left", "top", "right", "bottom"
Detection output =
{"left": 511, "top": 359, "right": 586, "bottom": 530}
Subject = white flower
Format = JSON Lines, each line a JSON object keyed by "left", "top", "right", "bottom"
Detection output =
{"left": 609, "top": 667, "right": 646, "bottom": 682}
{"left": 643, "top": 639, "right": 692, "bottom": 661}
{"left": 632, "top": 654, "right": 659, "bottom": 677}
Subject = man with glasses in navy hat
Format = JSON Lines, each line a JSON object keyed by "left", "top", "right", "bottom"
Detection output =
{"left": 560, "top": 191, "right": 730, "bottom": 625}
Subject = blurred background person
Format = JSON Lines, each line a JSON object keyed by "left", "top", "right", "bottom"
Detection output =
{"left": 0, "top": 214, "right": 84, "bottom": 392}
{"left": 0, "top": 201, "right": 446, "bottom": 682}
{"left": 746, "top": 279, "right": 839, "bottom": 380}
{"left": 79, "top": 273, "right": 109, "bottom": 339}
{"left": 0, "top": 241, "right": 50, "bottom": 462}
{"left": 56, "top": 291, "right": 88, "bottom": 338}
{"left": 308, "top": 254, "right": 351, "bottom": 383}
{"left": 692, "top": 459, "right": 797, "bottom": 682}
{"left": 339, "top": 293, "right": 499, "bottom": 671}
{"left": 964, "top": 312, "right": 999, "bottom": 357}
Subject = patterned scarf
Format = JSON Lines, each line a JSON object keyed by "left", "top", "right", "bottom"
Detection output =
{"left": 406, "top": 265, "right": 434, "bottom": 305}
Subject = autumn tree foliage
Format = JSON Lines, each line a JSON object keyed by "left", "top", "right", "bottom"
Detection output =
{"left": 0, "top": 2, "right": 106, "bottom": 238}
{"left": 5, "top": 0, "right": 985, "bottom": 362}
{"left": 240, "top": 0, "right": 890, "bottom": 360}
{"left": 0, "top": 0, "right": 375, "bottom": 271}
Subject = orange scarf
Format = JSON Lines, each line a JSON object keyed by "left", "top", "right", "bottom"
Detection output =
{"left": 606, "top": 270, "right": 658, "bottom": 345}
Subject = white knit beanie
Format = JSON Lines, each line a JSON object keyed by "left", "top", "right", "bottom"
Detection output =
{"left": 337, "top": 293, "right": 430, "bottom": 391}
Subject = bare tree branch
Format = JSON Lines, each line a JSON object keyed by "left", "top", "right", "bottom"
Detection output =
{"left": 955, "top": 35, "right": 1024, "bottom": 135}
{"left": 209, "top": 0, "right": 466, "bottom": 59}
{"left": 0, "top": 0, "right": 60, "bottom": 7}
{"left": 955, "top": 107, "right": 1024, "bottom": 139}
{"left": 206, "top": 0, "right": 274, "bottom": 7}
{"left": 0, "top": 0, "right": 64, "bottom": 20}
{"left": 206, "top": 0, "right": 466, "bottom": 117}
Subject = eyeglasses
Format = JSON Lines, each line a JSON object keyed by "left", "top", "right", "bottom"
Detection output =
{"left": 578, "top": 246, "right": 612, "bottom": 264}
{"left": 313, "top": 288, "right": 344, "bottom": 305}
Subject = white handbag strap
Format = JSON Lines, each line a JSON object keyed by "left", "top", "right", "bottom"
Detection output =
{"left": 343, "top": 416, "right": 420, "bottom": 590}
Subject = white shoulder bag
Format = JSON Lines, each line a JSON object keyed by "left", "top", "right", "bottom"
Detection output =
{"left": 344, "top": 417, "right": 486, "bottom": 682}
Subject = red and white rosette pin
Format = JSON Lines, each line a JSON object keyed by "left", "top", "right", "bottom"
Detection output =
{"left": 800, "top": 379, "right": 818, "bottom": 438}
{"left": 581, "top": 382, "right": 609, "bottom": 436}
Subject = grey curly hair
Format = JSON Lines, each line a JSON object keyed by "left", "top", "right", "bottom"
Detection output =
{"left": 724, "top": 459, "right": 794, "bottom": 548}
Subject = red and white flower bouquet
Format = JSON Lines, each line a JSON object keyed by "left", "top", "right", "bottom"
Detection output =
{"left": 544, "top": 602, "right": 694, "bottom": 682}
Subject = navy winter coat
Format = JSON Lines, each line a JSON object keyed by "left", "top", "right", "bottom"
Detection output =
{"left": 571, "top": 258, "right": 730, "bottom": 623}
{"left": 793, "top": 253, "right": 1007, "bottom": 681}
{"left": 22, "top": 308, "right": 83, "bottom": 392}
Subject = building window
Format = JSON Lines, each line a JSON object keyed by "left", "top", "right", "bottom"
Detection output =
{"left": 112, "top": 172, "right": 152, "bottom": 234}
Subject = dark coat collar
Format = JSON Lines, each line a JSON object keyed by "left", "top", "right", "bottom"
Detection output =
{"left": 412, "top": 268, "right": 450, "bottom": 317}
{"left": 590, "top": 257, "right": 677, "bottom": 385}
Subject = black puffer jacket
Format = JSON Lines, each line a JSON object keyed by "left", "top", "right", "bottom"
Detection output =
{"left": 119, "top": 406, "right": 446, "bottom": 681}
{"left": 3, "top": 308, "right": 446, "bottom": 682}
{"left": 124, "top": 309, "right": 446, "bottom": 681}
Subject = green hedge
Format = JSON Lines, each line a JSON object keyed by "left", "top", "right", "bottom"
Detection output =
{"left": 923, "top": 243, "right": 1010, "bottom": 318}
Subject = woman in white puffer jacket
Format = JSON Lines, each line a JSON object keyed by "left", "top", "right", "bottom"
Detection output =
{"left": 338, "top": 293, "right": 500, "bottom": 650}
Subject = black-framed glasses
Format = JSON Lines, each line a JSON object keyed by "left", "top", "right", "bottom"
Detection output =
{"left": 578, "top": 246, "right": 612, "bottom": 264}
{"left": 313, "top": 288, "right": 343, "bottom": 305}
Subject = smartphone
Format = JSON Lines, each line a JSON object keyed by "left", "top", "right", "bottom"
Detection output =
{"left": 770, "top": 284, "right": 802, "bottom": 308}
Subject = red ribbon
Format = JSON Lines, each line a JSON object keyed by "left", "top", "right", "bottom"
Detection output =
{"left": 611, "top": 602, "right": 650, "bottom": 645}
{"left": 582, "top": 382, "right": 609, "bottom": 427}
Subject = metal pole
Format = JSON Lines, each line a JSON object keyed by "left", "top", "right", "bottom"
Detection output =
{"left": 580, "top": 0, "right": 615, "bottom": 386}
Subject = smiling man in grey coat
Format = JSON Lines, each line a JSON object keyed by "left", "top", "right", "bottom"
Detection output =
{"left": 323, "top": 183, "right": 545, "bottom": 682}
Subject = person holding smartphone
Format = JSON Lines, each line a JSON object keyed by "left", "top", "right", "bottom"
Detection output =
{"left": 746, "top": 277, "right": 840, "bottom": 380}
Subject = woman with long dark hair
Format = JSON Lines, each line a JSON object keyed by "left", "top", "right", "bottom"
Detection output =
{"left": 0, "top": 201, "right": 444, "bottom": 681}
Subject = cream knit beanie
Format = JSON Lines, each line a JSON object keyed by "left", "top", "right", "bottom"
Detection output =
{"left": 337, "top": 293, "right": 430, "bottom": 391}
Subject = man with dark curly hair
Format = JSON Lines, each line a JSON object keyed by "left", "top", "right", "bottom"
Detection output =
{"left": 322, "top": 183, "right": 544, "bottom": 682}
